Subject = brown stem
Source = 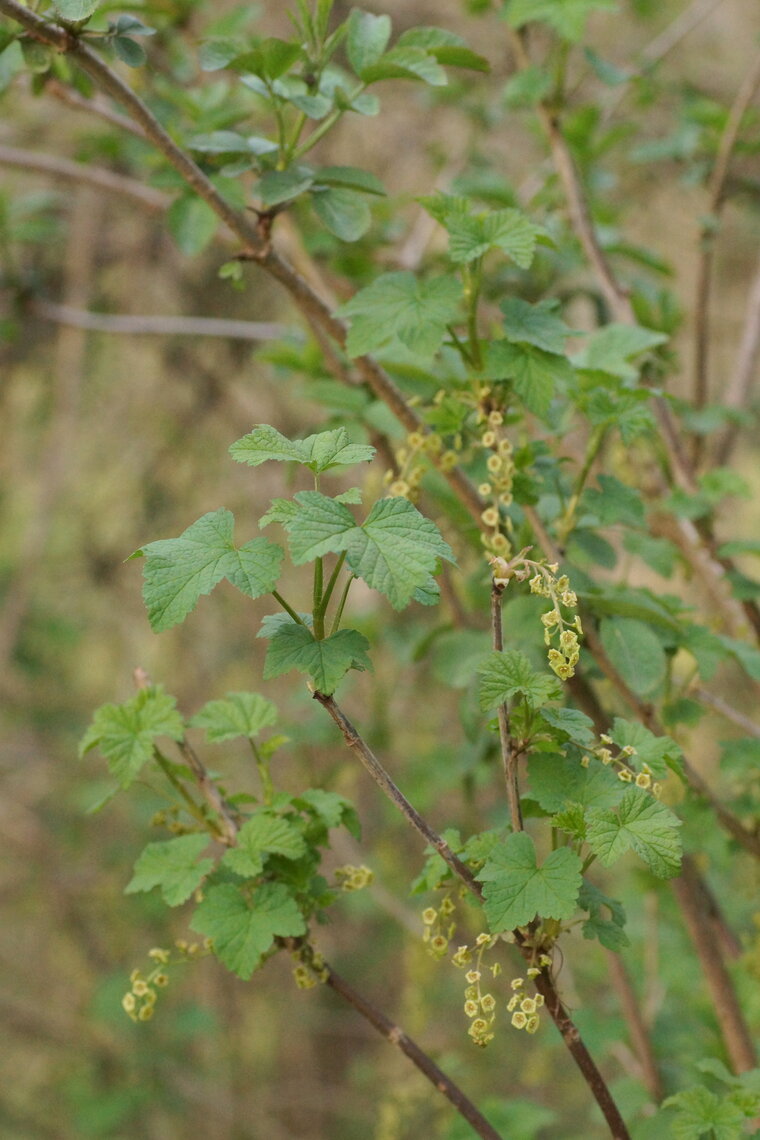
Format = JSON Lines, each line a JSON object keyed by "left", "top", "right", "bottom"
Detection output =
{"left": 322, "top": 963, "right": 505, "bottom": 1140}
{"left": 491, "top": 583, "right": 523, "bottom": 832}
{"left": 670, "top": 856, "right": 757, "bottom": 1073}
{"left": 312, "top": 691, "right": 481, "bottom": 894}
{"left": 175, "top": 739, "right": 241, "bottom": 847}
{"left": 0, "top": 142, "right": 167, "bottom": 211}
{"left": 715, "top": 246, "right": 760, "bottom": 464}
{"left": 692, "top": 51, "right": 760, "bottom": 429}
{"left": 313, "top": 692, "right": 631, "bottom": 1138}
{"left": 693, "top": 686, "right": 760, "bottom": 739}
{"left": 531, "top": 969, "right": 631, "bottom": 1139}
{"left": 605, "top": 952, "right": 663, "bottom": 1102}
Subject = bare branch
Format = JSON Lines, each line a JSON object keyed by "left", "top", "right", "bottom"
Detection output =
{"left": 605, "top": 953, "right": 663, "bottom": 1102}
{"left": 0, "top": 142, "right": 167, "bottom": 211}
{"left": 715, "top": 245, "right": 760, "bottom": 464}
{"left": 30, "top": 299, "right": 292, "bottom": 342}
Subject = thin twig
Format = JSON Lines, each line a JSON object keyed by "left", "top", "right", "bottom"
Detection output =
{"left": 715, "top": 245, "right": 760, "bottom": 465}
{"left": 692, "top": 51, "right": 760, "bottom": 426}
{"left": 321, "top": 963, "right": 505, "bottom": 1140}
{"left": 605, "top": 952, "right": 663, "bottom": 1102}
{"left": 30, "top": 299, "right": 291, "bottom": 342}
{"left": 692, "top": 686, "right": 760, "bottom": 739}
{"left": 491, "top": 583, "right": 523, "bottom": 832}
{"left": 45, "top": 77, "right": 149, "bottom": 139}
{"left": 312, "top": 691, "right": 482, "bottom": 894}
{"left": 671, "top": 856, "right": 757, "bottom": 1073}
{"left": 0, "top": 142, "right": 167, "bottom": 212}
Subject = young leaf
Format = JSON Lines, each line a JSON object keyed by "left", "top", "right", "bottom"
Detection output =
{"left": 572, "top": 323, "right": 667, "bottom": 381}
{"left": 477, "top": 831, "right": 582, "bottom": 931}
{"left": 500, "top": 297, "right": 572, "bottom": 355}
{"left": 578, "top": 881, "right": 629, "bottom": 951}
{"left": 230, "top": 424, "right": 375, "bottom": 474}
{"left": 112, "top": 36, "right": 147, "bottom": 68}
{"left": 311, "top": 187, "right": 371, "bottom": 241}
{"left": 360, "top": 47, "right": 447, "bottom": 86}
{"left": 281, "top": 492, "right": 454, "bottom": 610}
{"left": 482, "top": 340, "right": 574, "bottom": 421}
{"left": 478, "top": 649, "right": 561, "bottom": 711}
{"left": 663, "top": 1085, "right": 747, "bottom": 1140}
{"left": 505, "top": 0, "right": 618, "bottom": 43}
{"left": 134, "top": 509, "right": 284, "bottom": 632}
{"left": 314, "top": 165, "right": 386, "bottom": 196}
{"left": 583, "top": 475, "right": 645, "bottom": 527}
{"left": 297, "top": 788, "right": 361, "bottom": 839}
{"left": 599, "top": 616, "right": 667, "bottom": 697}
{"left": 256, "top": 167, "right": 314, "bottom": 207}
{"left": 190, "top": 692, "right": 278, "bottom": 743}
{"left": 538, "top": 706, "right": 596, "bottom": 749}
{"left": 53, "top": 0, "right": 100, "bottom": 19}
{"left": 609, "top": 718, "right": 683, "bottom": 779}
{"left": 222, "top": 812, "right": 307, "bottom": 877}
{"left": 79, "top": 686, "right": 184, "bottom": 787}
{"left": 190, "top": 881, "right": 306, "bottom": 980}
{"left": 396, "top": 26, "right": 489, "bottom": 72}
{"left": 264, "top": 624, "right": 371, "bottom": 694}
{"left": 346, "top": 10, "right": 392, "bottom": 76}
{"left": 586, "top": 787, "right": 682, "bottom": 877}
{"left": 167, "top": 194, "right": 219, "bottom": 256}
{"left": 125, "top": 835, "right": 214, "bottom": 906}
{"left": 338, "top": 272, "right": 463, "bottom": 361}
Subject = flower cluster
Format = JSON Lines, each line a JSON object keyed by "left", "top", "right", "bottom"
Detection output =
{"left": 334, "top": 864, "right": 374, "bottom": 891}
{"left": 384, "top": 430, "right": 449, "bottom": 501}
{"left": 487, "top": 552, "right": 583, "bottom": 681}
{"left": 291, "top": 942, "right": 329, "bottom": 990}
{"left": 587, "top": 735, "right": 661, "bottom": 796}
{"left": 506, "top": 968, "right": 548, "bottom": 1034}
{"left": 452, "top": 932, "right": 501, "bottom": 1046}
{"left": 477, "top": 410, "right": 515, "bottom": 559}
{"left": 421, "top": 894, "right": 457, "bottom": 960}
{"left": 122, "top": 940, "right": 212, "bottom": 1022}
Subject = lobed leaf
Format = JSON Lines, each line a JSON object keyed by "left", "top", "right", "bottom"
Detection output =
{"left": 125, "top": 834, "right": 214, "bottom": 906}
{"left": 478, "top": 649, "right": 561, "bottom": 711}
{"left": 264, "top": 624, "right": 371, "bottom": 694}
{"left": 477, "top": 831, "right": 582, "bottom": 931}
{"left": 191, "top": 881, "right": 305, "bottom": 980}
{"left": 191, "top": 692, "right": 278, "bottom": 743}
{"left": 586, "top": 787, "right": 682, "bottom": 877}
{"left": 79, "top": 686, "right": 185, "bottom": 787}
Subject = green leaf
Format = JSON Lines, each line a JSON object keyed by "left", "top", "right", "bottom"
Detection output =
{"left": 586, "top": 787, "right": 682, "bottom": 877}
{"left": 199, "top": 38, "right": 244, "bottom": 71}
{"left": 584, "top": 475, "right": 645, "bottom": 527}
{"left": 125, "top": 834, "right": 213, "bottom": 906}
{"left": 482, "top": 340, "right": 573, "bottom": 421}
{"left": 505, "top": 0, "right": 618, "bottom": 42}
{"left": 112, "top": 36, "right": 147, "bottom": 68}
{"left": 189, "top": 131, "right": 278, "bottom": 156}
{"left": 53, "top": 0, "right": 100, "bottom": 19}
{"left": 134, "top": 509, "right": 284, "bottom": 632}
{"left": 718, "top": 635, "right": 760, "bottom": 682}
{"left": 396, "top": 26, "right": 490, "bottom": 72}
{"left": 500, "top": 297, "right": 572, "bottom": 355}
{"left": 573, "top": 323, "right": 667, "bottom": 380}
{"left": 191, "top": 882, "right": 305, "bottom": 980}
{"left": 528, "top": 753, "right": 623, "bottom": 812}
{"left": 538, "top": 706, "right": 596, "bottom": 749}
{"left": 230, "top": 425, "right": 375, "bottom": 474}
{"left": 284, "top": 492, "right": 455, "bottom": 610}
{"left": 256, "top": 167, "right": 314, "bottom": 207}
{"left": 338, "top": 272, "right": 463, "bottom": 361}
{"left": 478, "top": 649, "right": 561, "bottom": 711}
{"left": 346, "top": 10, "right": 392, "bottom": 76}
{"left": 297, "top": 788, "right": 361, "bottom": 838}
{"left": 477, "top": 832, "right": 582, "bottom": 931}
{"left": 609, "top": 718, "right": 682, "bottom": 780}
{"left": 360, "top": 47, "right": 447, "bottom": 86}
{"left": 421, "top": 194, "right": 542, "bottom": 267}
{"left": 222, "top": 812, "right": 307, "bottom": 877}
{"left": 314, "top": 165, "right": 386, "bottom": 196}
{"left": 167, "top": 195, "right": 219, "bottom": 256}
{"left": 502, "top": 65, "right": 552, "bottom": 108}
{"left": 578, "top": 881, "right": 629, "bottom": 950}
{"left": 264, "top": 625, "right": 371, "bottom": 693}
{"left": 663, "top": 1085, "right": 747, "bottom": 1139}
{"left": 190, "top": 692, "right": 277, "bottom": 743}
{"left": 79, "top": 686, "right": 184, "bottom": 787}
{"left": 599, "top": 617, "right": 667, "bottom": 696}
{"left": 311, "top": 187, "right": 371, "bottom": 241}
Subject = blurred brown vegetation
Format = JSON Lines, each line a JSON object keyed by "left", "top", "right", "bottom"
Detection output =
{"left": 1, "top": 1, "right": 760, "bottom": 1137}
